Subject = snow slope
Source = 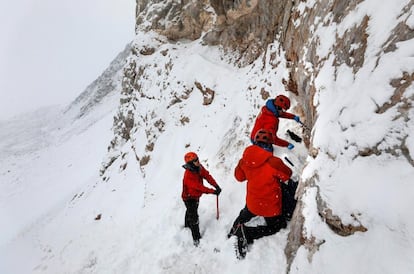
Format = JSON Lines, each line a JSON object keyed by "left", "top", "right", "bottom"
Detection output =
{"left": 0, "top": 36, "right": 308, "bottom": 273}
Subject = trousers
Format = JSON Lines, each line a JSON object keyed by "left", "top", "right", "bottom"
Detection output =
{"left": 231, "top": 206, "right": 287, "bottom": 243}
{"left": 183, "top": 199, "right": 201, "bottom": 241}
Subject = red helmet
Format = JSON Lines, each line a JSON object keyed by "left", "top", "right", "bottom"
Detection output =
{"left": 254, "top": 129, "right": 273, "bottom": 144}
{"left": 274, "top": 95, "right": 290, "bottom": 110}
{"left": 184, "top": 152, "right": 198, "bottom": 163}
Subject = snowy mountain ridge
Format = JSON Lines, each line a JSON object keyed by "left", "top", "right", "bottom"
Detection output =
{"left": 1, "top": 0, "right": 414, "bottom": 273}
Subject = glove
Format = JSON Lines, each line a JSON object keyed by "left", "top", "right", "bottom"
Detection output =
{"left": 287, "top": 143, "right": 294, "bottom": 150}
{"left": 214, "top": 186, "right": 222, "bottom": 195}
{"left": 294, "top": 116, "right": 301, "bottom": 123}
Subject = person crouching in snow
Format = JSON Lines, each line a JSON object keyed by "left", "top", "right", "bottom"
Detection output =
{"left": 250, "top": 94, "right": 301, "bottom": 151}
{"left": 182, "top": 152, "right": 221, "bottom": 246}
{"left": 228, "top": 129, "right": 296, "bottom": 259}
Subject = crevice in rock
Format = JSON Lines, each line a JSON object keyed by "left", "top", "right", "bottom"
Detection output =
{"left": 285, "top": 197, "right": 306, "bottom": 273}
{"left": 330, "top": 0, "right": 364, "bottom": 23}
{"left": 317, "top": 207, "right": 368, "bottom": 237}
{"left": 374, "top": 2, "right": 414, "bottom": 68}
{"left": 285, "top": 173, "right": 318, "bottom": 273}
{"left": 380, "top": 0, "right": 414, "bottom": 55}
{"left": 333, "top": 15, "right": 369, "bottom": 75}
{"left": 356, "top": 134, "right": 414, "bottom": 167}
{"left": 376, "top": 72, "right": 414, "bottom": 114}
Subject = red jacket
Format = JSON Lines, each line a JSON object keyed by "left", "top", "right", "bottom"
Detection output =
{"left": 250, "top": 102, "right": 295, "bottom": 147}
{"left": 234, "top": 145, "right": 292, "bottom": 217}
{"left": 182, "top": 165, "right": 218, "bottom": 200}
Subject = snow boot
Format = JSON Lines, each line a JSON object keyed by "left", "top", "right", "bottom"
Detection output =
{"left": 236, "top": 236, "right": 248, "bottom": 259}
{"left": 187, "top": 222, "right": 201, "bottom": 247}
{"left": 228, "top": 222, "right": 245, "bottom": 239}
{"left": 233, "top": 224, "right": 248, "bottom": 259}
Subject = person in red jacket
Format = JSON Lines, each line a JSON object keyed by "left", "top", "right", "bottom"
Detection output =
{"left": 182, "top": 152, "right": 221, "bottom": 246}
{"left": 250, "top": 94, "right": 301, "bottom": 150}
{"left": 228, "top": 129, "right": 298, "bottom": 259}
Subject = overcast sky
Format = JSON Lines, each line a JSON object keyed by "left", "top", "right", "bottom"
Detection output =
{"left": 0, "top": 0, "right": 135, "bottom": 120}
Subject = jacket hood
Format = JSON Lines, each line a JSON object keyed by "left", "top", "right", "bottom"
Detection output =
{"left": 265, "top": 99, "right": 279, "bottom": 117}
{"left": 242, "top": 145, "right": 272, "bottom": 168}
{"left": 182, "top": 163, "right": 200, "bottom": 172}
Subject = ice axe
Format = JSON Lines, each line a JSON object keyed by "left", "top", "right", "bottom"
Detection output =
{"left": 298, "top": 121, "right": 311, "bottom": 132}
{"left": 216, "top": 195, "right": 219, "bottom": 220}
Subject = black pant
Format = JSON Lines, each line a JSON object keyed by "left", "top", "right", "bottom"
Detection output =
{"left": 231, "top": 206, "right": 287, "bottom": 243}
{"left": 183, "top": 199, "right": 201, "bottom": 241}
{"left": 281, "top": 179, "right": 298, "bottom": 221}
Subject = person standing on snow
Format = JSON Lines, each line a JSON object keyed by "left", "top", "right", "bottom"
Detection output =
{"left": 228, "top": 129, "right": 298, "bottom": 259}
{"left": 182, "top": 152, "right": 221, "bottom": 246}
{"left": 250, "top": 94, "right": 301, "bottom": 150}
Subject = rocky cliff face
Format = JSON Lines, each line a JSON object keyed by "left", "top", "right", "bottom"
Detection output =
{"left": 135, "top": 0, "right": 293, "bottom": 64}
{"left": 134, "top": 0, "right": 412, "bottom": 131}
{"left": 103, "top": 0, "right": 414, "bottom": 270}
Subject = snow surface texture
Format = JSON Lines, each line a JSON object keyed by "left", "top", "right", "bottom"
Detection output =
{"left": 1, "top": 0, "right": 414, "bottom": 273}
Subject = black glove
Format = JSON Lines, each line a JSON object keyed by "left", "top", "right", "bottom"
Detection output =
{"left": 214, "top": 186, "right": 222, "bottom": 195}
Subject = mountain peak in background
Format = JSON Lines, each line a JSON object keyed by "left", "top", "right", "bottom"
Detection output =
{"left": 1, "top": 1, "right": 413, "bottom": 273}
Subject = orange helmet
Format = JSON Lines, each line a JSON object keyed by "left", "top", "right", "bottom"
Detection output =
{"left": 254, "top": 129, "right": 273, "bottom": 144}
{"left": 184, "top": 152, "right": 198, "bottom": 163}
{"left": 274, "top": 95, "right": 290, "bottom": 110}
